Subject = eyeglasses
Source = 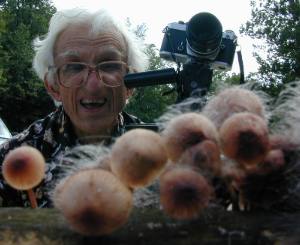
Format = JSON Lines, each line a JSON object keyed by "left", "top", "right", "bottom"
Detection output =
{"left": 50, "top": 61, "right": 129, "bottom": 88}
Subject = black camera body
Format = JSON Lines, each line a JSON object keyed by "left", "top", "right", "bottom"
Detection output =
{"left": 160, "top": 13, "right": 237, "bottom": 71}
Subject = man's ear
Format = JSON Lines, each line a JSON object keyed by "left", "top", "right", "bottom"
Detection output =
{"left": 44, "top": 73, "right": 62, "bottom": 102}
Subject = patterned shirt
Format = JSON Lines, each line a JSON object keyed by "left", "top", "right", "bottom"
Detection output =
{"left": 0, "top": 106, "right": 142, "bottom": 207}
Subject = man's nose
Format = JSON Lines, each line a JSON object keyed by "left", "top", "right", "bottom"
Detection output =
{"left": 85, "top": 70, "right": 104, "bottom": 89}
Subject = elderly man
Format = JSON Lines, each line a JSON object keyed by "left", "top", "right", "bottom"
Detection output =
{"left": 0, "top": 8, "right": 148, "bottom": 207}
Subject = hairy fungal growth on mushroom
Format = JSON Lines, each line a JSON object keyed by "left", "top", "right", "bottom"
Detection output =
{"left": 236, "top": 82, "right": 300, "bottom": 211}
{"left": 202, "top": 86, "right": 267, "bottom": 129}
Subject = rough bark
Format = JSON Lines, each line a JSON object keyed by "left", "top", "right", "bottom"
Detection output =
{"left": 0, "top": 207, "right": 299, "bottom": 245}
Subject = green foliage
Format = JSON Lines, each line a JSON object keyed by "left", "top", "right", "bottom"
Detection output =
{"left": 0, "top": 0, "right": 56, "bottom": 132}
{"left": 124, "top": 21, "right": 177, "bottom": 122}
{"left": 125, "top": 42, "right": 177, "bottom": 122}
{"left": 125, "top": 85, "right": 177, "bottom": 123}
{"left": 209, "top": 71, "right": 242, "bottom": 93}
{"left": 240, "top": 0, "right": 300, "bottom": 96}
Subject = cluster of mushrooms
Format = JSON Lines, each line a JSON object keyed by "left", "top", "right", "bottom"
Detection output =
{"left": 3, "top": 85, "right": 300, "bottom": 236}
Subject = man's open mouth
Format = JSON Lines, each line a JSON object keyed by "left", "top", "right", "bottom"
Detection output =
{"left": 80, "top": 99, "right": 107, "bottom": 109}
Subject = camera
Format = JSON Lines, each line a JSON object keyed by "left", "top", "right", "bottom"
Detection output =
{"left": 159, "top": 12, "right": 237, "bottom": 71}
{"left": 124, "top": 12, "right": 242, "bottom": 103}
{"left": 124, "top": 12, "right": 243, "bottom": 131}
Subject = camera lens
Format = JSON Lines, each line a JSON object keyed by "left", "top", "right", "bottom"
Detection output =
{"left": 186, "top": 12, "right": 223, "bottom": 60}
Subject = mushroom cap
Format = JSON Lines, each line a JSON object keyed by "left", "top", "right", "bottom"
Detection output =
{"left": 219, "top": 112, "right": 270, "bottom": 166}
{"left": 110, "top": 128, "right": 168, "bottom": 188}
{"left": 159, "top": 166, "right": 213, "bottom": 220}
{"left": 202, "top": 87, "right": 265, "bottom": 128}
{"left": 2, "top": 146, "right": 45, "bottom": 190}
{"left": 53, "top": 169, "right": 133, "bottom": 236}
{"left": 162, "top": 112, "right": 219, "bottom": 162}
{"left": 178, "top": 139, "right": 221, "bottom": 176}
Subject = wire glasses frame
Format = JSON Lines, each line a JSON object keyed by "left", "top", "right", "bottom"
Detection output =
{"left": 49, "top": 60, "right": 129, "bottom": 88}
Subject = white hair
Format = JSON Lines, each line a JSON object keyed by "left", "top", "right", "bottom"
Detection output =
{"left": 32, "top": 8, "right": 149, "bottom": 82}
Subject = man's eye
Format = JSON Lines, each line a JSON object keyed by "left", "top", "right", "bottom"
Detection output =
{"left": 98, "top": 62, "right": 122, "bottom": 72}
{"left": 62, "top": 63, "right": 86, "bottom": 74}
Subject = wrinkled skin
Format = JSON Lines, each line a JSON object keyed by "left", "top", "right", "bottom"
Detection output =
{"left": 45, "top": 23, "right": 132, "bottom": 139}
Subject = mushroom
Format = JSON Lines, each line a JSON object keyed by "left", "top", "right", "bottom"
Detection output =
{"left": 2, "top": 146, "right": 46, "bottom": 208}
{"left": 110, "top": 128, "right": 168, "bottom": 188}
{"left": 53, "top": 168, "right": 133, "bottom": 236}
{"left": 159, "top": 166, "right": 214, "bottom": 220}
{"left": 219, "top": 112, "right": 270, "bottom": 168}
{"left": 161, "top": 112, "right": 219, "bottom": 162}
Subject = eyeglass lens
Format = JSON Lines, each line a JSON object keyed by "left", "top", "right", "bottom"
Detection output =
{"left": 58, "top": 61, "right": 127, "bottom": 87}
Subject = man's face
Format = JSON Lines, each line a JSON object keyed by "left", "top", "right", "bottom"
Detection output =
{"left": 50, "top": 24, "right": 128, "bottom": 138}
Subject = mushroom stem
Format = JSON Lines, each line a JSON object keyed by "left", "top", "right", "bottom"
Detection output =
{"left": 27, "top": 189, "right": 38, "bottom": 208}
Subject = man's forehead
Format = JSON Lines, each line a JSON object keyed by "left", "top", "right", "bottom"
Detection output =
{"left": 54, "top": 23, "right": 127, "bottom": 56}
{"left": 61, "top": 21, "right": 122, "bottom": 38}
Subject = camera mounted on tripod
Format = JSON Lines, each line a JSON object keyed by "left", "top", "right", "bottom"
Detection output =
{"left": 124, "top": 12, "right": 243, "bottom": 130}
{"left": 125, "top": 12, "right": 241, "bottom": 100}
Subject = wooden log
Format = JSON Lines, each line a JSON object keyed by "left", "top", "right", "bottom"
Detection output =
{"left": 0, "top": 207, "right": 299, "bottom": 245}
